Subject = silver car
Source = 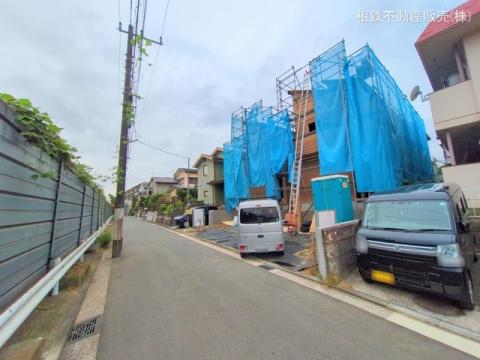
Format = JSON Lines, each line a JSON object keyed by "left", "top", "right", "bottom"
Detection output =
{"left": 238, "top": 199, "right": 284, "bottom": 258}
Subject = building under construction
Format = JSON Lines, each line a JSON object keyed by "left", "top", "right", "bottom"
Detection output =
{"left": 224, "top": 41, "right": 433, "bottom": 226}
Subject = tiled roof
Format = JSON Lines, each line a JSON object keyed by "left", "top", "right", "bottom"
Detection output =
{"left": 151, "top": 177, "right": 177, "bottom": 184}
{"left": 416, "top": 0, "right": 480, "bottom": 44}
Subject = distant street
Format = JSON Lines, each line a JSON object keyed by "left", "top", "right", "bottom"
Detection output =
{"left": 97, "top": 217, "right": 474, "bottom": 360}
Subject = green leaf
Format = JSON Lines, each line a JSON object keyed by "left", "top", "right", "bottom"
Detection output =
{"left": 18, "top": 98, "right": 32, "bottom": 107}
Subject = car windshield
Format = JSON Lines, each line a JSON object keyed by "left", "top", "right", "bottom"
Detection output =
{"left": 240, "top": 207, "right": 279, "bottom": 224}
{"left": 363, "top": 200, "right": 452, "bottom": 232}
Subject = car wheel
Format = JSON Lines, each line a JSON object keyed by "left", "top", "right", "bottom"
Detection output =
{"left": 459, "top": 273, "right": 475, "bottom": 311}
{"left": 359, "top": 270, "right": 373, "bottom": 284}
{"left": 240, "top": 253, "right": 247, "bottom": 259}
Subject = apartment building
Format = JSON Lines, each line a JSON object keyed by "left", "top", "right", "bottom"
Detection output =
{"left": 416, "top": 0, "right": 480, "bottom": 207}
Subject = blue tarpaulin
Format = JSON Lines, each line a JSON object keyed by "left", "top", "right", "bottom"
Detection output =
{"left": 224, "top": 104, "right": 294, "bottom": 211}
{"left": 310, "top": 41, "right": 352, "bottom": 174}
{"left": 225, "top": 41, "right": 433, "bottom": 210}
{"left": 310, "top": 42, "right": 433, "bottom": 193}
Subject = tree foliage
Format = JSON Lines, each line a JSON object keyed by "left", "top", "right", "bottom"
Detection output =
{"left": 176, "top": 188, "right": 198, "bottom": 204}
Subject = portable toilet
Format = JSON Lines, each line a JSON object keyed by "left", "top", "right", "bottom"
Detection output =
{"left": 311, "top": 175, "right": 354, "bottom": 223}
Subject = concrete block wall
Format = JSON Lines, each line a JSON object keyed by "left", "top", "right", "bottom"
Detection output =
{"left": 208, "top": 209, "right": 234, "bottom": 226}
{"left": 146, "top": 211, "right": 157, "bottom": 222}
{"left": 155, "top": 214, "right": 173, "bottom": 226}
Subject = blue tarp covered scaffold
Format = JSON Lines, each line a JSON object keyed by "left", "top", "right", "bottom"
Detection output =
{"left": 310, "top": 41, "right": 353, "bottom": 174}
{"left": 224, "top": 103, "right": 294, "bottom": 211}
{"left": 224, "top": 139, "right": 249, "bottom": 212}
{"left": 310, "top": 41, "right": 433, "bottom": 193}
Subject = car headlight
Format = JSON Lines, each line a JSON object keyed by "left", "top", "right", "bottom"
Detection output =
{"left": 437, "top": 244, "right": 465, "bottom": 267}
{"left": 355, "top": 234, "right": 368, "bottom": 254}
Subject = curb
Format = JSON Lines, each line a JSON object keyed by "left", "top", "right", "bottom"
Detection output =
{"left": 338, "top": 285, "right": 480, "bottom": 343}
{"left": 152, "top": 220, "right": 480, "bottom": 345}
{"left": 60, "top": 249, "right": 113, "bottom": 360}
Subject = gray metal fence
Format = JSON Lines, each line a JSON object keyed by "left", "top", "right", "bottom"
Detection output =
{"left": 0, "top": 100, "right": 112, "bottom": 312}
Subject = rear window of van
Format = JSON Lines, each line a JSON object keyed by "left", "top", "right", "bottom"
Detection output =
{"left": 240, "top": 207, "right": 279, "bottom": 224}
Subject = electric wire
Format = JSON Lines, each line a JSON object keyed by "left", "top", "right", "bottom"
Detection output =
{"left": 134, "top": 0, "right": 148, "bottom": 113}
{"left": 160, "top": 0, "right": 171, "bottom": 38}
{"left": 137, "top": 139, "right": 189, "bottom": 160}
{"left": 121, "top": 0, "right": 173, "bottom": 187}
{"left": 135, "top": 0, "right": 172, "bottom": 125}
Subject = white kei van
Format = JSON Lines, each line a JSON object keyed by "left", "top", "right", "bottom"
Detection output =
{"left": 237, "top": 199, "right": 284, "bottom": 258}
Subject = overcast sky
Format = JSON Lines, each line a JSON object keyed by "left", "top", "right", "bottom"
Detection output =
{"left": 0, "top": 0, "right": 461, "bottom": 195}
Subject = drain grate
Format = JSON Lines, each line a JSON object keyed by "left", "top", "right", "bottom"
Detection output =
{"left": 258, "top": 264, "right": 274, "bottom": 271}
{"left": 68, "top": 316, "right": 100, "bottom": 343}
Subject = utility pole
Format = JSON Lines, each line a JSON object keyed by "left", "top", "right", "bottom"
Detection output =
{"left": 112, "top": 22, "right": 162, "bottom": 258}
{"left": 186, "top": 157, "right": 190, "bottom": 207}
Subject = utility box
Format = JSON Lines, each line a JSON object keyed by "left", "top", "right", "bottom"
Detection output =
{"left": 192, "top": 208, "right": 206, "bottom": 227}
{"left": 311, "top": 175, "right": 354, "bottom": 223}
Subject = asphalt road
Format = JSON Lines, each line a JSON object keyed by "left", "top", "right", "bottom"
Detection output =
{"left": 97, "top": 217, "right": 474, "bottom": 360}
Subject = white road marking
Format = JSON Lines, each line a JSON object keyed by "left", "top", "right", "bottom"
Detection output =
{"left": 387, "top": 313, "right": 480, "bottom": 358}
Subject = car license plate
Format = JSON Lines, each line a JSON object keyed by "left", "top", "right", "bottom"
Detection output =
{"left": 371, "top": 270, "right": 395, "bottom": 285}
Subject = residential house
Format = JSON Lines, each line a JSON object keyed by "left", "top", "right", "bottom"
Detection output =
{"left": 416, "top": 0, "right": 480, "bottom": 207}
{"left": 174, "top": 168, "right": 198, "bottom": 188}
{"left": 166, "top": 168, "right": 198, "bottom": 203}
{"left": 193, "top": 147, "right": 224, "bottom": 206}
{"left": 125, "top": 182, "right": 149, "bottom": 214}
{"left": 148, "top": 177, "right": 177, "bottom": 196}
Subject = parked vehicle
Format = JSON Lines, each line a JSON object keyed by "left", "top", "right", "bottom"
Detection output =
{"left": 300, "top": 220, "right": 312, "bottom": 233}
{"left": 238, "top": 199, "right": 284, "bottom": 258}
{"left": 356, "top": 183, "right": 478, "bottom": 310}
{"left": 174, "top": 214, "right": 189, "bottom": 228}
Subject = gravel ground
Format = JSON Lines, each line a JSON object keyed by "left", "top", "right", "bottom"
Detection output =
{"left": 195, "top": 226, "right": 314, "bottom": 271}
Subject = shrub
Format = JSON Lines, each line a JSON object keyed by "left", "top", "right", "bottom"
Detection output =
{"left": 96, "top": 230, "right": 112, "bottom": 249}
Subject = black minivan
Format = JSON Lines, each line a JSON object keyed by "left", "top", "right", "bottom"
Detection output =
{"left": 356, "top": 183, "right": 477, "bottom": 310}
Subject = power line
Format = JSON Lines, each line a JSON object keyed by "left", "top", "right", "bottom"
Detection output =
{"left": 137, "top": 139, "right": 189, "bottom": 159}
{"left": 160, "top": 0, "right": 171, "bottom": 38}
{"left": 135, "top": 0, "right": 172, "bottom": 125}
{"left": 134, "top": 0, "right": 148, "bottom": 112}
{"left": 117, "top": 0, "right": 122, "bottom": 22}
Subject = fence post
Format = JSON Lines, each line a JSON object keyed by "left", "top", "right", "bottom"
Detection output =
{"left": 97, "top": 195, "right": 101, "bottom": 230}
{"left": 90, "top": 188, "right": 96, "bottom": 235}
{"left": 48, "top": 160, "right": 64, "bottom": 296}
{"left": 48, "top": 160, "right": 64, "bottom": 269}
{"left": 77, "top": 183, "right": 87, "bottom": 247}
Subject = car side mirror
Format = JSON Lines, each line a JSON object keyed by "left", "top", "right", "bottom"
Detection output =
{"left": 458, "top": 220, "right": 470, "bottom": 233}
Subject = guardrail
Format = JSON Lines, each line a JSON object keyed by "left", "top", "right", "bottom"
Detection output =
{"left": 0, "top": 216, "right": 111, "bottom": 348}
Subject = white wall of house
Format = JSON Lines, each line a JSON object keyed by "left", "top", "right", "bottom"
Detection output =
{"left": 464, "top": 30, "right": 480, "bottom": 108}
{"left": 442, "top": 163, "right": 480, "bottom": 208}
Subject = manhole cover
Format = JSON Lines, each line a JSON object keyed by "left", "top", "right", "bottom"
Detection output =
{"left": 258, "top": 264, "right": 274, "bottom": 271}
{"left": 68, "top": 316, "right": 100, "bottom": 343}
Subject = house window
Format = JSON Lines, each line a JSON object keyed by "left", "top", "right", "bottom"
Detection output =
{"left": 203, "top": 164, "right": 208, "bottom": 176}
{"left": 203, "top": 190, "right": 208, "bottom": 198}
{"left": 308, "top": 122, "right": 316, "bottom": 133}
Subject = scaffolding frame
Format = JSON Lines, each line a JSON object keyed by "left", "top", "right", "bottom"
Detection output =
{"left": 276, "top": 63, "right": 310, "bottom": 117}
{"left": 275, "top": 40, "right": 359, "bottom": 205}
